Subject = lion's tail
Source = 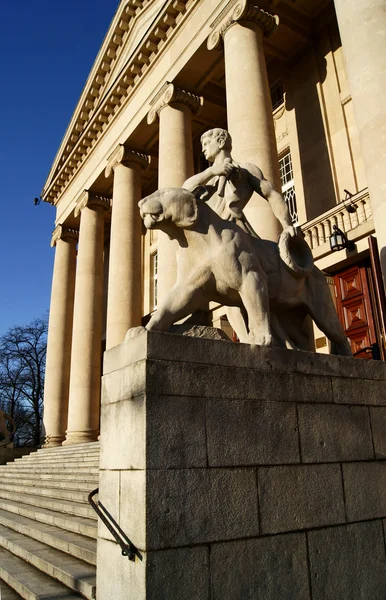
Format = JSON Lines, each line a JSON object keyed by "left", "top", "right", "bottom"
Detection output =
{"left": 278, "top": 230, "right": 314, "bottom": 278}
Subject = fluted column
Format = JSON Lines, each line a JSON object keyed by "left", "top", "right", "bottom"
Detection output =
{"left": 334, "top": 0, "right": 386, "bottom": 288}
{"left": 64, "top": 191, "right": 110, "bottom": 445}
{"left": 105, "top": 145, "right": 149, "bottom": 349}
{"left": 43, "top": 225, "right": 78, "bottom": 447}
{"left": 208, "top": 1, "right": 282, "bottom": 241}
{"left": 148, "top": 83, "right": 203, "bottom": 302}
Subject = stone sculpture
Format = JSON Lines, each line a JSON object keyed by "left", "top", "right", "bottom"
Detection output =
{"left": 182, "top": 128, "right": 294, "bottom": 238}
{"left": 128, "top": 186, "right": 352, "bottom": 356}
{"left": 183, "top": 127, "right": 297, "bottom": 341}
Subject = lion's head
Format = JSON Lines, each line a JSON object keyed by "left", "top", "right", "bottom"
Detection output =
{"left": 138, "top": 186, "right": 208, "bottom": 231}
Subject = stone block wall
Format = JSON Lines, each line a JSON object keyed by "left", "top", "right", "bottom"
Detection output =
{"left": 97, "top": 332, "right": 386, "bottom": 599}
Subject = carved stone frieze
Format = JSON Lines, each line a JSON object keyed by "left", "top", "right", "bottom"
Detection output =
{"left": 74, "top": 190, "right": 112, "bottom": 218}
{"left": 105, "top": 144, "right": 150, "bottom": 178}
{"left": 207, "top": 0, "right": 279, "bottom": 51}
{"left": 50, "top": 224, "right": 79, "bottom": 248}
{"left": 147, "top": 82, "right": 204, "bottom": 124}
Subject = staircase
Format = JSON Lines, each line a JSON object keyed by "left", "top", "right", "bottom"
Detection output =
{"left": 0, "top": 442, "right": 100, "bottom": 599}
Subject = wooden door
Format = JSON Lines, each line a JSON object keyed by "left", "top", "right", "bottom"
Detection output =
{"left": 334, "top": 264, "right": 377, "bottom": 359}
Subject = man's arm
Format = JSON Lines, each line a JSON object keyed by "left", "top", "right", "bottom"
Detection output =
{"left": 246, "top": 163, "right": 294, "bottom": 234}
{"left": 183, "top": 161, "right": 234, "bottom": 191}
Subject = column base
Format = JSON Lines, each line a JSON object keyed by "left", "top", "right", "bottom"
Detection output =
{"left": 43, "top": 435, "right": 65, "bottom": 448}
{"left": 63, "top": 430, "right": 99, "bottom": 445}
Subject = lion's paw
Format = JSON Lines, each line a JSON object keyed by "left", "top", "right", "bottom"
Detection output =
{"left": 125, "top": 326, "right": 147, "bottom": 341}
{"left": 249, "top": 331, "right": 273, "bottom": 347}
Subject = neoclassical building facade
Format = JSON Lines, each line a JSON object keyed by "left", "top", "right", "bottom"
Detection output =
{"left": 41, "top": 0, "right": 386, "bottom": 446}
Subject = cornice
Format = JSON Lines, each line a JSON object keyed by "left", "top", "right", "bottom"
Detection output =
{"left": 147, "top": 81, "right": 204, "bottom": 124}
{"left": 105, "top": 144, "right": 150, "bottom": 178}
{"left": 207, "top": 0, "right": 278, "bottom": 51}
{"left": 50, "top": 225, "right": 79, "bottom": 247}
{"left": 42, "top": 0, "right": 199, "bottom": 207}
{"left": 74, "top": 191, "right": 112, "bottom": 218}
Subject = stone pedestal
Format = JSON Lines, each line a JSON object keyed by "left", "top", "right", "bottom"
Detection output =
{"left": 97, "top": 332, "right": 386, "bottom": 600}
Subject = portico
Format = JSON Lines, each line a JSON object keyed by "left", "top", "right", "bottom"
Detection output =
{"left": 41, "top": 0, "right": 386, "bottom": 447}
{"left": 42, "top": 0, "right": 286, "bottom": 446}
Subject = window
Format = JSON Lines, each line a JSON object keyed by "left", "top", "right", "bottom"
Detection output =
{"left": 150, "top": 251, "right": 158, "bottom": 311}
{"left": 270, "top": 80, "right": 284, "bottom": 111}
{"left": 279, "top": 151, "right": 298, "bottom": 225}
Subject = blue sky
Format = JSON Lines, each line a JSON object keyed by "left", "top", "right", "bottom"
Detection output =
{"left": 0, "top": 1, "right": 118, "bottom": 335}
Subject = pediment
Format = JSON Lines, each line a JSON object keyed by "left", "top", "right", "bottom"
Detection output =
{"left": 42, "top": 0, "right": 193, "bottom": 204}
{"left": 101, "top": 0, "right": 168, "bottom": 101}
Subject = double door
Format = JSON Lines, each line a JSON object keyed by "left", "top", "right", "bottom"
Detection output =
{"left": 333, "top": 244, "right": 385, "bottom": 359}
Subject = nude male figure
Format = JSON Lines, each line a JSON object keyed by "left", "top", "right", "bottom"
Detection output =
{"left": 183, "top": 127, "right": 294, "bottom": 239}
{"left": 182, "top": 128, "right": 296, "bottom": 342}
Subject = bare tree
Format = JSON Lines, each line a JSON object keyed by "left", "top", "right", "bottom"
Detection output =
{"left": 0, "top": 316, "right": 47, "bottom": 446}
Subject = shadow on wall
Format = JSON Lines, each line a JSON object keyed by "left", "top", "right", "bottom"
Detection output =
{"left": 380, "top": 247, "right": 386, "bottom": 295}
{"left": 286, "top": 52, "right": 336, "bottom": 221}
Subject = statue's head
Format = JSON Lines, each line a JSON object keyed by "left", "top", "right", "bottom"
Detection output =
{"left": 139, "top": 187, "right": 208, "bottom": 233}
{"left": 201, "top": 128, "right": 232, "bottom": 162}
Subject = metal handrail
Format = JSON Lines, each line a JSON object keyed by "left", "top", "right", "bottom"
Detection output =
{"left": 88, "top": 488, "right": 142, "bottom": 562}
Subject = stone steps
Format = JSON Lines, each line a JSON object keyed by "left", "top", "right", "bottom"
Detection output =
{"left": 0, "top": 509, "right": 96, "bottom": 565}
{"left": 13, "top": 458, "right": 99, "bottom": 467}
{"left": 0, "top": 475, "right": 97, "bottom": 491}
{"left": 0, "top": 443, "right": 100, "bottom": 598}
{"left": 13, "top": 454, "right": 99, "bottom": 467}
{"left": 0, "top": 482, "right": 91, "bottom": 503}
{"left": 18, "top": 447, "right": 100, "bottom": 457}
{"left": 0, "top": 499, "right": 97, "bottom": 539}
{"left": 0, "top": 526, "right": 96, "bottom": 599}
{"left": 0, "top": 471, "right": 99, "bottom": 483}
{"left": 34, "top": 442, "right": 100, "bottom": 455}
{"left": 22, "top": 448, "right": 100, "bottom": 458}
{"left": 0, "top": 547, "right": 84, "bottom": 599}
{"left": 0, "top": 463, "right": 99, "bottom": 472}
{"left": 0, "top": 578, "right": 23, "bottom": 599}
{"left": 0, "top": 466, "right": 99, "bottom": 476}
{"left": 0, "top": 490, "right": 96, "bottom": 520}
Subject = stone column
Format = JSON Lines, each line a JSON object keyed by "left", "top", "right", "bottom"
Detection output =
{"left": 105, "top": 145, "right": 149, "bottom": 349}
{"left": 208, "top": 1, "right": 282, "bottom": 241}
{"left": 148, "top": 83, "right": 203, "bottom": 302}
{"left": 334, "top": 0, "right": 386, "bottom": 288}
{"left": 43, "top": 225, "right": 78, "bottom": 447}
{"left": 64, "top": 191, "right": 110, "bottom": 445}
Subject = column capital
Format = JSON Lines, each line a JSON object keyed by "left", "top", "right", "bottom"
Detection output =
{"left": 207, "top": 0, "right": 278, "bottom": 50}
{"left": 147, "top": 82, "right": 204, "bottom": 125}
{"left": 74, "top": 190, "right": 112, "bottom": 218}
{"left": 105, "top": 144, "right": 150, "bottom": 178}
{"left": 50, "top": 224, "right": 79, "bottom": 248}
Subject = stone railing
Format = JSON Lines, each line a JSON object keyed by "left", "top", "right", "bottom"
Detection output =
{"left": 301, "top": 189, "right": 372, "bottom": 250}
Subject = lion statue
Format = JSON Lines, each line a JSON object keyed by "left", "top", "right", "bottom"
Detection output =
{"left": 128, "top": 186, "right": 352, "bottom": 357}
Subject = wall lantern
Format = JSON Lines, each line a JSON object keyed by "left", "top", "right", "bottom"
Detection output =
{"left": 329, "top": 225, "right": 355, "bottom": 252}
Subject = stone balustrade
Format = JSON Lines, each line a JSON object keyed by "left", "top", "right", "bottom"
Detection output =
{"left": 302, "top": 189, "right": 373, "bottom": 251}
